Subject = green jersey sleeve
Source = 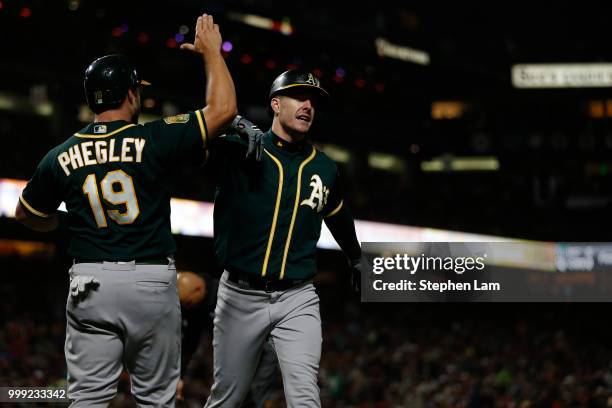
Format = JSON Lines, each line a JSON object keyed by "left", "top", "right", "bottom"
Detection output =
{"left": 145, "top": 110, "right": 208, "bottom": 165}
{"left": 20, "top": 147, "right": 66, "bottom": 217}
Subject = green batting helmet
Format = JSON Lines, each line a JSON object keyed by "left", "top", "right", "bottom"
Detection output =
{"left": 268, "top": 70, "right": 329, "bottom": 101}
{"left": 83, "top": 54, "right": 150, "bottom": 114}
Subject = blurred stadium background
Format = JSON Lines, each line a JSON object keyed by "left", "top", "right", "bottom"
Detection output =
{"left": 1, "top": 0, "right": 612, "bottom": 406}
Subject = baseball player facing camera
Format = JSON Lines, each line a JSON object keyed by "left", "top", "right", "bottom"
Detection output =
{"left": 204, "top": 70, "right": 364, "bottom": 407}
{"left": 16, "top": 13, "right": 237, "bottom": 407}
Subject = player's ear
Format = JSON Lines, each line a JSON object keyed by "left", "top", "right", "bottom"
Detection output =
{"left": 270, "top": 97, "right": 280, "bottom": 115}
{"left": 127, "top": 88, "right": 138, "bottom": 104}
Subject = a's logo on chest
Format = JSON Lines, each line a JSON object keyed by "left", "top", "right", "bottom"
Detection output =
{"left": 300, "top": 174, "right": 329, "bottom": 213}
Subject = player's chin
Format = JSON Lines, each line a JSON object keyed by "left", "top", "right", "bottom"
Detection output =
{"left": 291, "top": 119, "right": 312, "bottom": 133}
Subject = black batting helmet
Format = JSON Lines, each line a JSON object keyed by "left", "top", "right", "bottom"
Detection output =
{"left": 268, "top": 70, "right": 329, "bottom": 102}
{"left": 83, "top": 54, "right": 150, "bottom": 114}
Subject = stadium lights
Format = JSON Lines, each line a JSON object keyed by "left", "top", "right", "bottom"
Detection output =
{"left": 0, "top": 91, "right": 53, "bottom": 117}
{"left": 451, "top": 157, "right": 499, "bottom": 171}
{"left": 431, "top": 101, "right": 469, "bottom": 120}
{"left": 138, "top": 113, "right": 162, "bottom": 124}
{"left": 222, "top": 41, "right": 233, "bottom": 52}
{"left": 265, "top": 59, "right": 277, "bottom": 69}
{"left": 136, "top": 32, "right": 150, "bottom": 44}
{"left": 318, "top": 144, "right": 350, "bottom": 163}
{"left": 587, "top": 100, "right": 612, "bottom": 118}
{"left": 0, "top": 239, "right": 55, "bottom": 258}
{"left": 368, "top": 152, "right": 406, "bottom": 173}
{"left": 33, "top": 102, "right": 53, "bottom": 116}
{"left": 78, "top": 104, "right": 93, "bottom": 122}
{"left": 314, "top": 147, "right": 409, "bottom": 173}
{"left": 227, "top": 11, "right": 293, "bottom": 35}
{"left": 421, "top": 156, "right": 500, "bottom": 172}
{"left": 375, "top": 37, "right": 430, "bottom": 66}
{"left": 512, "top": 63, "right": 612, "bottom": 88}
{"left": 421, "top": 160, "right": 444, "bottom": 172}
{"left": 111, "top": 27, "right": 124, "bottom": 38}
{"left": 19, "top": 7, "right": 31, "bottom": 18}
{"left": 0, "top": 94, "right": 16, "bottom": 110}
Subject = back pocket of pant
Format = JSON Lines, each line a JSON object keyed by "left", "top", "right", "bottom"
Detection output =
{"left": 136, "top": 280, "right": 170, "bottom": 287}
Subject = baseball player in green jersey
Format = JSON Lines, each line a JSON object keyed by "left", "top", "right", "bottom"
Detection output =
{"left": 15, "top": 14, "right": 237, "bottom": 407}
{"left": 204, "top": 70, "right": 364, "bottom": 407}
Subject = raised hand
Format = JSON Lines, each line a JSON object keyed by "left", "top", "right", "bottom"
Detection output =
{"left": 180, "top": 13, "right": 222, "bottom": 57}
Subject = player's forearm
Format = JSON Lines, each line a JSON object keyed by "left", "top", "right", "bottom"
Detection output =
{"left": 201, "top": 52, "right": 238, "bottom": 140}
{"left": 325, "top": 205, "right": 361, "bottom": 262}
{"left": 15, "top": 201, "right": 59, "bottom": 232}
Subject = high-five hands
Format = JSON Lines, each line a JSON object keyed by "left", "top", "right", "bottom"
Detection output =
{"left": 180, "top": 14, "right": 222, "bottom": 57}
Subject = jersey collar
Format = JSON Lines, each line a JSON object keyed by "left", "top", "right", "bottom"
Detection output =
{"left": 75, "top": 120, "right": 136, "bottom": 138}
{"left": 267, "top": 129, "right": 309, "bottom": 154}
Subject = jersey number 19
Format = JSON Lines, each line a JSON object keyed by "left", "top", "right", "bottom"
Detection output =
{"left": 83, "top": 170, "right": 140, "bottom": 228}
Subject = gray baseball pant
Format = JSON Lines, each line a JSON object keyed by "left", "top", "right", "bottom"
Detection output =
{"left": 250, "top": 340, "right": 279, "bottom": 407}
{"left": 65, "top": 260, "right": 181, "bottom": 407}
{"left": 204, "top": 271, "right": 322, "bottom": 408}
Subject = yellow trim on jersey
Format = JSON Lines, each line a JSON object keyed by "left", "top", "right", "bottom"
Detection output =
{"left": 324, "top": 200, "right": 344, "bottom": 218}
{"left": 279, "top": 146, "right": 316, "bottom": 280}
{"left": 261, "top": 149, "right": 284, "bottom": 277}
{"left": 75, "top": 123, "right": 136, "bottom": 139}
{"left": 19, "top": 194, "right": 52, "bottom": 218}
{"left": 195, "top": 110, "right": 208, "bottom": 148}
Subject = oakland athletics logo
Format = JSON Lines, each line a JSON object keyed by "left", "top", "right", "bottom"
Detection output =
{"left": 305, "top": 73, "right": 320, "bottom": 87}
{"left": 300, "top": 174, "right": 329, "bottom": 213}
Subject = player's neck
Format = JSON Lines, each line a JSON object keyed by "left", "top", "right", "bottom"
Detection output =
{"left": 94, "top": 102, "right": 135, "bottom": 123}
{"left": 272, "top": 120, "right": 306, "bottom": 144}
{"left": 94, "top": 110, "right": 134, "bottom": 123}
